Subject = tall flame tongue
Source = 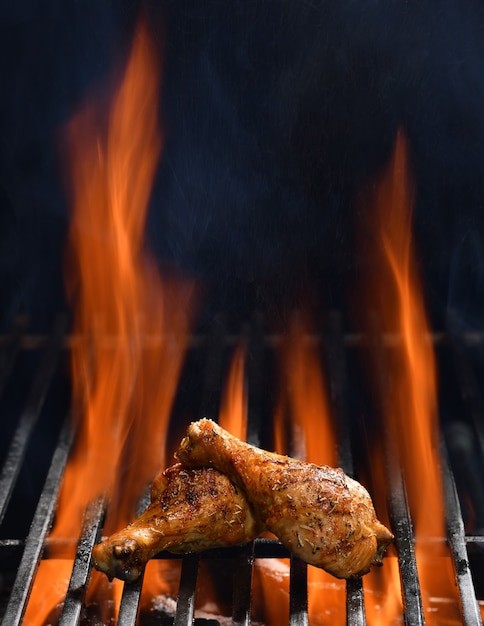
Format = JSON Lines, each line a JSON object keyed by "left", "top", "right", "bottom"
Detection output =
{"left": 361, "top": 130, "right": 460, "bottom": 624}
{"left": 25, "top": 17, "right": 196, "bottom": 625}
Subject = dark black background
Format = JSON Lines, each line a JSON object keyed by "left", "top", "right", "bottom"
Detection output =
{"left": 1, "top": 0, "right": 484, "bottom": 331}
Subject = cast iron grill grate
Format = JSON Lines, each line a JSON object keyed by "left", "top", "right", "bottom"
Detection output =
{"left": 0, "top": 313, "right": 483, "bottom": 625}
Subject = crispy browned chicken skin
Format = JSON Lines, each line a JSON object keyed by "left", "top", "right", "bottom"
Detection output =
{"left": 92, "top": 463, "right": 262, "bottom": 582}
{"left": 176, "top": 419, "right": 393, "bottom": 579}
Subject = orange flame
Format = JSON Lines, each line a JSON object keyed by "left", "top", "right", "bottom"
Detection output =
{"left": 25, "top": 17, "right": 196, "bottom": 624}
{"left": 218, "top": 343, "right": 247, "bottom": 441}
{"left": 276, "top": 310, "right": 337, "bottom": 466}
{"left": 362, "top": 130, "right": 461, "bottom": 624}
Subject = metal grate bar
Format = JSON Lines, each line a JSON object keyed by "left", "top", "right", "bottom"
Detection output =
{"left": 173, "top": 553, "right": 200, "bottom": 626}
{"left": 246, "top": 312, "right": 266, "bottom": 448}
{"left": 252, "top": 537, "right": 289, "bottom": 559}
{"left": 369, "top": 318, "right": 425, "bottom": 625}
{"left": 448, "top": 331, "right": 484, "bottom": 462}
{"left": 387, "top": 472, "right": 425, "bottom": 626}
{"left": 0, "top": 314, "right": 67, "bottom": 525}
{"left": 326, "top": 312, "right": 366, "bottom": 625}
{"left": 150, "top": 538, "right": 288, "bottom": 562}
{"left": 327, "top": 311, "right": 354, "bottom": 476}
{"left": 1, "top": 416, "right": 73, "bottom": 626}
{"left": 116, "top": 488, "right": 152, "bottom": 624}
{"left": 346, "top": 578, "right": 365, "bottom": 626}
{"left": 199, "top": 313, "right": 227, "bottom": 418}
{"left": 289, "top": 555, "right": 308, "bottom": 626}
{"left": 441, "top": 443, "right": 483, "bottom": 625}
{"left": 0, "top": 317, "right": 26, "bottom": 399}
{"left": 117, "top": 575, "right": 144, "bottom": 626}
{"left": 10, "top": 329, "right": 484, "bottom": 352}
{"left": 232, "top": 542, "right": 254, "bottom": 626}
{"left": 58, "top": 498, "right": 105, "bottom": 626}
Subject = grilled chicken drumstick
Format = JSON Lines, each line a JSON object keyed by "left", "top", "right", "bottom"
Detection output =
{"left": 92, "top": 463, "right": 262, "bottom": 582}
{"left": 176, "top": 418, "right": 393, "bottom": 579}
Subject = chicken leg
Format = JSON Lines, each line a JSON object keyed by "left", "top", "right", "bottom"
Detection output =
{"left": 92, "top": 463, "right": 262, "bottom": 582}
{"left": 176, "top": 418, "right": 393, "bottom": 579}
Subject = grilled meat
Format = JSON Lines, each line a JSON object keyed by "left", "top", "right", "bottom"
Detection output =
{"left": 92, "top": 463, "right": 262, "bottom": 582}
{"left": 176, "top": 419, "right": 393, "bottom": 579}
